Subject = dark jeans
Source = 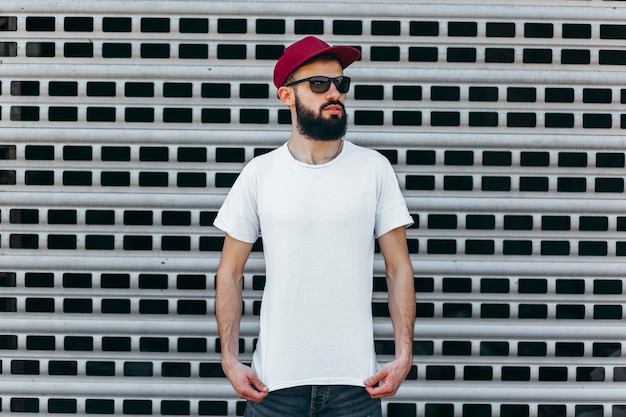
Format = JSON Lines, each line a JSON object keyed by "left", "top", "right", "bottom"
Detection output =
{"left": 244, "top": 385, "right": 382, "bottom": 417}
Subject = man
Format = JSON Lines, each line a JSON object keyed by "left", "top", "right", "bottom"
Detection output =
{"left": 214, "top": 36, "right": 415, "bottom": 417}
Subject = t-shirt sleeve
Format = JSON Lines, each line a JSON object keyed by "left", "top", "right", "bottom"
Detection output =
{"left": 374, "top": 158, "right": 413, "bottom": 238}
{"left": 213, "top": 162, "right": 260, "bottom": 243}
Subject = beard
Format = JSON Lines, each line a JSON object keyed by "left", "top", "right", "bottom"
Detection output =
{"left": 294, "top": 95, "right": 348, "bottom": 141}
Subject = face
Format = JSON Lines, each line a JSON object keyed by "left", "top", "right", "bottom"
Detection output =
{"left": 289, "top": 59, "right": 348, "bottom": 141}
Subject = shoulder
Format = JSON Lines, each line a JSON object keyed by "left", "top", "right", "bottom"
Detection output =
{"left": 245, "top": 143, "right": 288, "bottom": 168}
{"left": 343, "top": 141, "right": 394, "bottom": 169}
{"left": 238, "top": 143, "right": 287, "bottom": 176}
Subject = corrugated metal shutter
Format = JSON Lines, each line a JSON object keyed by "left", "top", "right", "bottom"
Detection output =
{"left": 1, "top": 0, "right": 626, "bottom": 415}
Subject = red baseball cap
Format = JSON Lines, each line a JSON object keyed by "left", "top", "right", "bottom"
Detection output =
{"left": 273, "top": 36, "right": 361, "bottom": 88}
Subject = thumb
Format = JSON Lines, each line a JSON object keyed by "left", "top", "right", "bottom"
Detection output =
{"left": 364, "top": 368, "right": 385, "bottom": 387}
{"left": 248, "top": 372, "right": 269, "bottom": 392}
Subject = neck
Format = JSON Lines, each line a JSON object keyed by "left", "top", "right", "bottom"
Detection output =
{"left": 287, "top": 135, "right": 344, "bottom": 165}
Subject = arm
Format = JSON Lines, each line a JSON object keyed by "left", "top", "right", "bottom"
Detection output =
{"left": 364, "top": 226, "right": 415, "bottom": 398}
{"left": 215, "top": 234, "right": 269, "bottom": 402}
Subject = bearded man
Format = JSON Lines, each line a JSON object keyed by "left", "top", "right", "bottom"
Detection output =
{"left": 214, "top": 36, "right": 416, "bottom": 417}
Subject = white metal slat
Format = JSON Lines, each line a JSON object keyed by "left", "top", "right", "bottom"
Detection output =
{"left": 2, "top": 1, "right": 626, "bottom": 416}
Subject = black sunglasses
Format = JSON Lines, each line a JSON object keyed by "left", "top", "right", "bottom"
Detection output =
{"left": 284, "top": 76, "right": 351, "bottom": 94}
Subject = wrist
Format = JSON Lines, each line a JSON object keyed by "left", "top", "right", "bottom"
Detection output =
{"left": 221, "top": 353, "right": 241, "bottom": 369}
{"left": 394, "top": 351, "right": 413, "bottom": 367}
{"left": 395, "top": 341, "right": 413, "bottom": 359}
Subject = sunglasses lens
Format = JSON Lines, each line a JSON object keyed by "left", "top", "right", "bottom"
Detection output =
{"left": 307, "top": 77, "right": 350, "bottom": 93}
{"left": 336, "top": 77, "right": 350, "bottom": 93}
{"left": 309, "top": 78, "right": 331, "bottom": 93}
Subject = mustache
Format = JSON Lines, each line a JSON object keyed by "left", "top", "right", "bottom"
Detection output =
{"left": 320, "top": 100, "right": 346, "bottom": 112}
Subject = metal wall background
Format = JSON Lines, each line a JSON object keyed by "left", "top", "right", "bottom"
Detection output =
{"left": 1, "top": 0, "right": 626, "bottom": 415}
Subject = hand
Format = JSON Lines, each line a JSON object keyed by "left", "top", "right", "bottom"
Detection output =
{"left": 223, "top": 361, "right": 269, "bottom": 402}
{"left": 364, "top": 359, "right": 411, "bottom": 399}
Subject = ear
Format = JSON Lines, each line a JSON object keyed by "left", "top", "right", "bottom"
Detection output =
{"left": 277, "top": 86, "right": 295, "bottom": 106}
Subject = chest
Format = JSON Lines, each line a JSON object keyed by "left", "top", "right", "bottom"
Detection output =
{"left": 257, "top": 163, "right": 377, "bottom": 235}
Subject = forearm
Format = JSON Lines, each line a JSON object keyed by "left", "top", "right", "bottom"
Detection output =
{"left": 365, "top": 255, "right": 415, "bottom": 398}
{"left": 215, "top": 266, "right": 269, "bottom": 401}
{"left": 215, "top": 269, "right": 244, "bottom": 366}
{"left": 386, "top": 261, "right": 416, "bottom": 364}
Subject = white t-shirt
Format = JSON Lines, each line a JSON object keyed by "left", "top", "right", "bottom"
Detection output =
{"left": 214, "top": 140, "right": 413, "bottom": 391}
